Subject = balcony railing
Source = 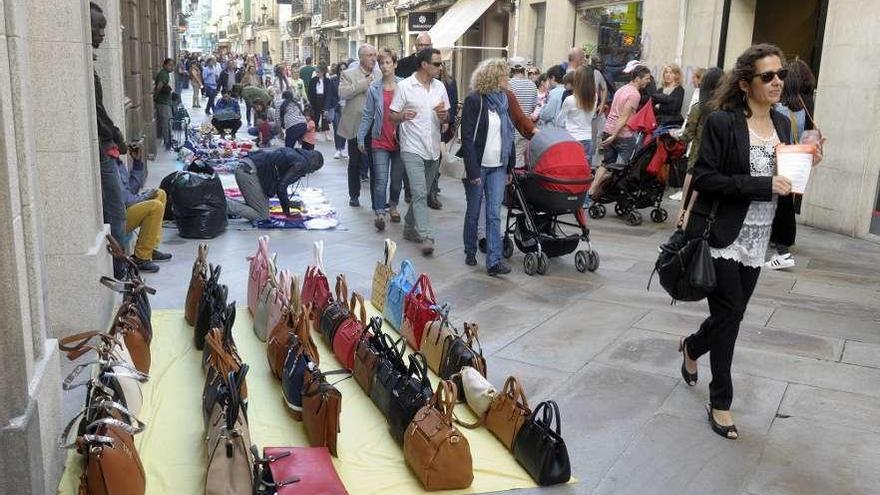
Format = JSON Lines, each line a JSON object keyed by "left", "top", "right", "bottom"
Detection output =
{"left": 286, "top": 20, "right": 306, "bottom": 37}
{"left": 226, "top": 23, "right": 239, "bottom": 35}
{"left": 291, "top": 0, "right": 314, "bottom": 18}
{"left": 320, "top": 0, "right": 346, "bottom": 23}
{"left": 256, "top": 16, "right": 276, "bottom": 27}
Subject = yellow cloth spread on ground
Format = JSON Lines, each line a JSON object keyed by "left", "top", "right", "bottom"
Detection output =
{"left": 58, "top": 307, "right": 555, "bottom": 495}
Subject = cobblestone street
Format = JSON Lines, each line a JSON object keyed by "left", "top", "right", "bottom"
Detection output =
{"left": 132, "top": 95, "right": 880, "bottom": 494}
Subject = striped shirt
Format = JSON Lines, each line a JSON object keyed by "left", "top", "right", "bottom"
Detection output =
{"left": 509, "top": 77, "right": 538, "bottom": 115}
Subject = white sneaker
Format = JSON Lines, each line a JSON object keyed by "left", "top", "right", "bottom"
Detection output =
{"left": 333, "top": 151, "right": 342, "bottom": 159}
{"left": 766, "top": 253, "right": 795, "bottom": 270}
{"left": 341, "top": 151, "right": 349, "bottom": 159}
{"left": 669, "top": 191, "right": 684, "bottom": 201}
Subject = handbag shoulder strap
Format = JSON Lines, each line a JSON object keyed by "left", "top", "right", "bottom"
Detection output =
{"left": 349, "top": 292, "right": 367, "bottom": 323}
{"left": 798, "top": 95, "right": 818, "bottom": 133}
{"left": 383, "top": 239, "right": 397, "bottom": 267}
{"left": 335, "top": 274, "right": 348, "bottom": 305}
{"left": 463, "top": 322, "right": 483, "bottom": 355}
{"left": 788, "top": 112, "right": 799, "bottom": 145}
{"left": 289, "top": 274, "right": 301, "bottom": 310}
{"left": 314, "top": 240, "right": 325, "bottom": 272}
{"left": 474, "top": 95, "right": 483, "bottom": 142}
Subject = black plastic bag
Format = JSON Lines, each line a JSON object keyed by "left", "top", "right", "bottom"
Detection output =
{"left": 159, "top": 171, "right": 180, "bottom": 221}
{"left": 171, "top": 171, "right": 228, "bottom": 239}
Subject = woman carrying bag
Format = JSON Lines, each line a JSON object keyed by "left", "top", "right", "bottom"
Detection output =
{"left": 678, "top": 44, "right": 822, "bottom": 440}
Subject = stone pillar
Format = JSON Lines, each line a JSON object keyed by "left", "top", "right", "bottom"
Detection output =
{"left": 0, "top": 0, "right": 65, "bottom": 493}
{"left": 800, "top": 0, "right": 880, "bottom": 238}
{"left": 541, "top": 0, "right": 575, "bottom": 69}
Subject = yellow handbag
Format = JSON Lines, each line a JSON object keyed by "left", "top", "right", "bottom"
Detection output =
{"left": 371, "top": 239, "right": 396, "bottom": 312}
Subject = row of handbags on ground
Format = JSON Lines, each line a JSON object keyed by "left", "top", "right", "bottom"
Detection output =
{"left": 185, "top": 244, "right": 260, "bottom": 495}
{"left": 56, "top": 236, "right": 155, "bottom": 495}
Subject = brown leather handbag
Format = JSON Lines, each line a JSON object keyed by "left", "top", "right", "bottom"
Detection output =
{"left": 403, "top": 380, "right": 474, "bottom": 491}
{"left": 206, "top": 367, "right": 255, "bottom": 495}
{"left": 371, "top": 239, "right": 396, "bottom": 312}
{"left": 484, "top": 376, "right": 531, "bottom": 451}
{"left": 112, "top": 312, "right": 151, "bottom": 374}
{"left": 420, "top": 304, "right": 454, "bottom": 374}
{"left": 185, "top": 243, "right": 209, "bottom": 326}
{"left": 267, "top": 275, "right": 301, "bottom": 379}
{"left": 352, "top": 317, "right": 385, "bottom": 394}
{"left": 302, "top": 367, "right": 349, "bottom": 457}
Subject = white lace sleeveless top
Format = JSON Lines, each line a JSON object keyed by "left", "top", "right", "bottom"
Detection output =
{"left": 710, "top": 132, "right": 779, "bottom": 267}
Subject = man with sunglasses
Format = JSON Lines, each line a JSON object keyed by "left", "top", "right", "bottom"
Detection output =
{"left": 396, "top": 33, "right": 433, "bottom": 78}
{"left": 390, "top": 48, "right": 450, "bottom": 256}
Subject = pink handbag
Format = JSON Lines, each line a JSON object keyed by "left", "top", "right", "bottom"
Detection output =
{"left": 268, "top": 269, "right": 292, "bottom": 335}
{"left": 247, "top": 235, "right": 271, "bottom": 315}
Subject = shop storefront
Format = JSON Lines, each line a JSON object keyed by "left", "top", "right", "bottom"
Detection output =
{"left": 575, "top": 1, "right": 643, "bottom": 86}
{"left": 365, "top": 0, "right": 401, "bottom": 54}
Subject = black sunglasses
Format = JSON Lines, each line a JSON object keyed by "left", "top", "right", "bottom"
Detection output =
{"left": 753, "top": 69, "right": 788, "bottom": 83}
{"left": 430, "top": 62, "right": 442, "bottom": 67}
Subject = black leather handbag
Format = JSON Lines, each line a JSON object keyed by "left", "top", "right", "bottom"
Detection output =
{"left": 512, "top": 400, "right": 571, "bottom": 486}
{"left": 388, "top": 352, "right": 433, "bottom": 444}
{"left": 369, "top": 334, "right": 407, "bottom": 419}
{"left": 439, "top": 323, "right": 487, "bottom": 400}
{"left": 320, "top": 275, "right": 350, "bottom": 344}
{"left": 194, "top": 264, "right": 226, "bottom": 350}
{"left": 653, "top": 200, "right": 718, "bottom": 302}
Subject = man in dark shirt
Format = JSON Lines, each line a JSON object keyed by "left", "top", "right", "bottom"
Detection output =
{"left": 90, "top": 2, "right": 127, "bottom": 275}
{"left": 299, "top": 56, "right": 316, "bottom": 83}
{"left": 226, "top": 148, "right": 324, "bottom": 221}
{"left": 153, "top": 58, "right": 175, "bottom": 151}
{"left": 395, "top": 33, "right": 433, "bottom": 78}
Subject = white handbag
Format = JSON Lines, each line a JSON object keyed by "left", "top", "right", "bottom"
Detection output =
{"left": 441, "top": 97, "right": 482, "bottom": 180}
{"left": 459, "top": 365, "right": 496, "bottom": 419}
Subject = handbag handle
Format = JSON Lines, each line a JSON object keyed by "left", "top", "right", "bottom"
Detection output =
{"left": 364, "top": 316, "right": 383, "bottom": 341}
{"left": 209, "top": 263, "right": 222, "bottom": 285}
{"left": 463, "top": 322, "right": 483, "bottom": 356}
{"left": 408, "top": 352, "right": 430, "bottom": 385}
{"left": 314, "top": 240, "right": 325, "bottom": 272}
{"left": 100, "top": 276, "right": 157, "bottom": 296}
{"left": 399, "top": 259, "right": 415, "bottom": 282}
{"left": 349, "top": 292, "right": 367, "bottom": 324}
{"left": 530, "top": 400, "right": 562, "bottom": 436}
{"left": 383, "top": 239, "right": 397, "bottom": 267}
{"left": 415, "top": 273, "right": 436, "bottom": 303}
{"left": 288, "top": 274, "right": 301, "bottom": 312}
{"left": 501, "top": 376, "right": 529, "bottom": 411}
{"left": 334, "top": 274, "right": 349, "bottom": 305}
{"left": 431, "top": 380, "right": 458, "bottom": 422}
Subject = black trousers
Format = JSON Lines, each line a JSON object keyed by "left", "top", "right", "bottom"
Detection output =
{"left": 686, "top": 257, "right": 760, "bottom": 411}
{"left": 347, "top": 137, "right": 372, "bottom": 201}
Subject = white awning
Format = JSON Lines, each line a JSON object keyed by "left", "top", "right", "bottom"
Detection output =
{"left": 428, "top": 0, "right": 497, "bottom": 58}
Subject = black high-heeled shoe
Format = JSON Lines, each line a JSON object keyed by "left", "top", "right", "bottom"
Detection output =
{"left": 706, "top": 403, "right": 738, "bottom": 440}
{"left": 679, "top": 337, "right": 697, "bottom": 387}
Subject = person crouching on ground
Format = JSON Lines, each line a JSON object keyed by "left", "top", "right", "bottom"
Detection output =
{"left": 280, "top": 90, "right": 308, "bottom": 149}
{"left": 116, "top": 146, "right": 172, "bottom": 273}
{"left": 226, "top": 147, "right": 324, "bottom": 221}
{"left": 388, "top": 48, "right": 450, "bottom": 256}
{"left": 249, "top": 100, "right": 278, "bottom": 147}
{"left": 460, "top": 59, "right": 516, "bottom": 276}
{"left": 211, "top": 88, "right": 242, "bottom": 137}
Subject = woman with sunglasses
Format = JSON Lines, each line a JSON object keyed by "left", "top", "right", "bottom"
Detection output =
{"left": 677, "top": 44, "right": 822, "bottom": 440}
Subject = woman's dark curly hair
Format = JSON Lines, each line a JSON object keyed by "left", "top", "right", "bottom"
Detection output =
{"left": 710, "top": 43, "right": 785, "bottom": 117}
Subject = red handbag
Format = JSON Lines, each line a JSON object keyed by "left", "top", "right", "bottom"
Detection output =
{"left": 247, "top": 235, "right": 271, "bottom": 315}
{"left": 260, "top": 447, "right": 348, "bottom": 494}
{"left": 302, "top": 241, "right": 332, "bottom": 313}
{"left": 332, "top": 292, "right": 370, "bottom": 369}
{"left": 402, "top": 274, "right": 439, "bottom": 350}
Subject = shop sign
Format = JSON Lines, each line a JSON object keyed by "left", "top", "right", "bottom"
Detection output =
{"left": 408, "top": 12, "right": 436, "bottom": 31}
{"left": 312, "top": 14, "right": 322, "bottom": 26}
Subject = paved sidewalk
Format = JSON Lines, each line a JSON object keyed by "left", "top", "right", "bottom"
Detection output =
{"left": 137, "top": 90, "right": 880, "bottom": 494}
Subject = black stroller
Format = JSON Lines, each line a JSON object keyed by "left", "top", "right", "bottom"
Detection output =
{"left": 501, "top": 129, "right": 599, "bottom": 275}
{"left": 170, "top": 92, "right": 190, "bottom": 151}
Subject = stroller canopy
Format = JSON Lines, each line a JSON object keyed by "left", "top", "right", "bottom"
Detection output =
{"left": 527, "top": 128, "right": 591, "bottom": 195}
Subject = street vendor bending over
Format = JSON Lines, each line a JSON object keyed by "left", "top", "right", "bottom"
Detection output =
{"left": 226, "top": 147, "right": 324, "bottom": 221}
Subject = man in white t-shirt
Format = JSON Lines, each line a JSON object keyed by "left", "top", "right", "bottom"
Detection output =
{"left": 389, "top": 48, "right": 450, "bottom": 256}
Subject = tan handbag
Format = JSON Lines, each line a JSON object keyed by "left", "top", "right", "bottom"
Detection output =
{"left": 421, "top": 303, "right": 454, "bottom": 374}
{"left": 185, "top": 244, "right": 209, "bottom": 326}
{"left": 485, "top": 376, "right": 531, "bottom": 451}
{"left": 404, "top": 380, "right": 474, "bottom": 491}
{"left": 205, "top": 367, "right": 254, "bottom": 495}
{"left": 266, "top": 275, "right": 301, "bottom": 379}
{"left": 371, "top": 239, "right": 396, "bottom": 312}
{"left": 253, "top": 256, "right": 278, "bottom": 342}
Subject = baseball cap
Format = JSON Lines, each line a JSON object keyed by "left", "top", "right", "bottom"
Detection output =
{"left": 622, "top": 60, "right": 644, "bottom": 73}
{"left": 508, "top": 56, "right": 526, "bottom": 69}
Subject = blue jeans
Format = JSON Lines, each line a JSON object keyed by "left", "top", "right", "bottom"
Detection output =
{"left": 401, "top": 152, "right": 439, "bottom": 240}
{"left": 580, "top": 140, "right": 594, "bottom": 170}
{"left": 285, "top": 123, "right": 307, "bottom": 149}
{"left": 464, "top": 166, "right": 507, "bottom": 268}
{"left": 372, "top": 149, "right": 405, "bottom": 213}
{"left": 332, "top": 106, "right": 346, "bottom": 151}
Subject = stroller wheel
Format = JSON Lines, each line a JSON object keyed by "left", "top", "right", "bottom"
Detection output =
{"left": 502, "top": 237, "right": 514, "bottom": 259}
{"left": 651, "top": 208, "right": 669, "bottom": 223}
{"left": 536, "top": 252, "right": 549, "bottom": 275}
{"left": 524, "top": 253, "right": 538, "bottom": 276}
{"left": 575, "top": 250, "right": 588, "bottom": 273}
{"left": 588, "top": 203, "right": 606, "bottom": 219}
{"left": 587, "top": 251, "right": 600, "bottom": 272}
{"left": 614, "top": 203, "right": 628, "bottom": 217}
{"left": 626, "top": 211, "right": 643, "bottom": 226}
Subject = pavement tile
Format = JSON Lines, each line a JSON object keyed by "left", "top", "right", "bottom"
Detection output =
{"left": 454, "top": 294, "right": 563, "bottom": 356}
{"left": 593, "top": 414, "right": 767, "bottom": 495}
{"left": 485, "top": 356, "right": 573, "bottom": 404}
{"left": 767, "top": 307, "right": 880, "bottom": 344}
{"left": 746, "top": 417, "right": 880, "bottom": 495}
{"left": 842, "top": 340, "right": 880, "bottom": 369}
{"left": 791, "top": 279, "right": 880, "bottom": 309}
{"left": 496, "top": 300, "right": 646, "bottom": 373}
{"left": 778, "top": 384, "right": 880, "bottom": 434}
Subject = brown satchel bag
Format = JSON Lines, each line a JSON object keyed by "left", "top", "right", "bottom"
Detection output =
{"left": 420, "top": 303, "right": 453, "bottom": 374}
{"left": 371, "top": 239, "right": 396, "bottom": 312}
{"left": 302, "top": 367, "right": 349, "bottom": 457}
{"left": 266, "top": 275, "right": 301, "bottom": 379}
{"left": 185, "top": 244, "right": 209, "bottom": 326}
{"left": 112, "top": 312, "right": 151, "bottom": 374}
{"left": 352, "top": 316, "right": 385, "bottom": 394}
{"left": 404, "top": 380, "right": 474, "bottom": 491}
{"left": 485, "top": 376, "right": 532, "bottom": 451}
